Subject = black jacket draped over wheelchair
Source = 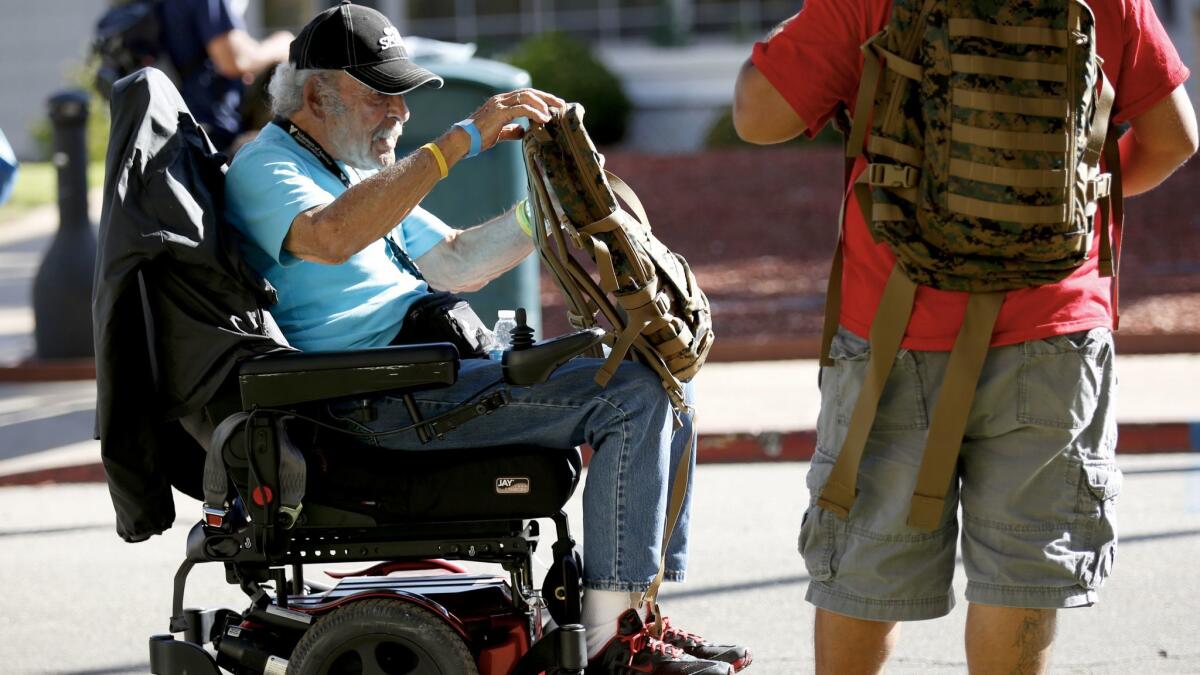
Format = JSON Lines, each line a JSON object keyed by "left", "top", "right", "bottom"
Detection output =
{"left": 93, "top": 69, "right": 291, "bottom": 543}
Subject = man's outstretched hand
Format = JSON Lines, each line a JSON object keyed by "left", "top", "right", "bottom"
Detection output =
{"left": 468, "top": 88, "right": 567, "bottom": 151}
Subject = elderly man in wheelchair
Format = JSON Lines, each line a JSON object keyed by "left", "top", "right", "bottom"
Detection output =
{"left": 94, "top": 4, "right": 749, "bottom": 674}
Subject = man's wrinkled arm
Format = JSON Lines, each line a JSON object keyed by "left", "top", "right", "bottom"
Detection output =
{"left": 733, "top": 60, "right": 808, "bottom": 145}
{"left": 1120, "top": 84, "right": 1198, "bottom": 196}
{"left": 285, "top": 131, "right": 466, "bottom": 265}
{"left": 416, "top": 207, "right": 534, "bottom": 293}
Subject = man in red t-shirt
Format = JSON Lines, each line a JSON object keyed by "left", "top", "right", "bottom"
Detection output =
{"left": 734, "top": 1, "right": 1197, "bottom": 672}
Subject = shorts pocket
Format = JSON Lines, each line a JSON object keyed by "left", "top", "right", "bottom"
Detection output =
{"left": 1018, "top": 328, "right": 1111, "bottom": 430}
{"left": 798, "top": 506, "right": 836, "bottom": 582}
{"left": 830, "top": 330, "right": 928, "bottom": 432}
{"left": 1074, "top": 460, "right": 1122, "bottom": 590}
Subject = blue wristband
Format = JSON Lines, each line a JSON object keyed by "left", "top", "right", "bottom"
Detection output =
{"left": 454, "top": 119, "right": 482, "bottom": 158}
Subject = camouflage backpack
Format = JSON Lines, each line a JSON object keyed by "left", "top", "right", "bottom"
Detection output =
{"left": 817, "top": 0, "right": 1123, "bottom": 530}
{"left": 523, "top": 104, "right": 712, "bottom": 630}
{"left": 522, "top": 104, "right": 714, "bottom": 415}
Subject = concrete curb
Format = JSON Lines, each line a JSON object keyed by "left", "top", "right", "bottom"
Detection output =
{"left": 2, "top": 422, "right": 1196, "bottom": 488}
{"left": 706, "top": 332, "right": 1200, "bottom": 362}
{"left": 0, "top": 358, "right": 94, "bottom": 382}
{"left": 0, "top": 332, "right": 1195, "bottom": 382}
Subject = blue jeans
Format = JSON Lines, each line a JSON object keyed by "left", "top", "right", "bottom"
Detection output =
{"left": 327, "top": 356, "right": 695, "bottom": 593}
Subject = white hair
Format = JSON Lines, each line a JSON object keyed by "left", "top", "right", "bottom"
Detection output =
{"left": 268, "top": 63, "right": 345, "bottom": 118}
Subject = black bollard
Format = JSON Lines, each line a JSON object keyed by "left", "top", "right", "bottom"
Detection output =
{"left": 32, "top": 90, "right": 98, "bottom": 359}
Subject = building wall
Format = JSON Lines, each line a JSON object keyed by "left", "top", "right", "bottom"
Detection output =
{"left": 0, "top": 0, "right": 109, "bottom": 160}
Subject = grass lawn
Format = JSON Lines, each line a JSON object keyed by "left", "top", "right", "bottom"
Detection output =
{"left": 0, "top": 161, "right": 106, "bottom": 223}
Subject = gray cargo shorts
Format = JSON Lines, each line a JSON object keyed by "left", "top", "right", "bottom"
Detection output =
{"left": 801, "top": 327, "right": 1121, "bottom": 621}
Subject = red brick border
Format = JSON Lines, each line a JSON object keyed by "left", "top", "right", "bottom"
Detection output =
{"left": 3, "top": 424, "right": 1193, "bottom": 488}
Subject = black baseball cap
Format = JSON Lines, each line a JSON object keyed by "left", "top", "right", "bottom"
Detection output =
{"left": 289, "top": 1, "right": 443, "bottom": 95}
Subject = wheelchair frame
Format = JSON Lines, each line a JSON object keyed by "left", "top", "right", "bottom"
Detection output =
{"left": 147, "top": 334, "right": 605, "bottom": 675}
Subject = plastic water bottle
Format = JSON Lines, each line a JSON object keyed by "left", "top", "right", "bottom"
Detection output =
{"left": 490, "top": 309, "right": 517, "bottom": 361}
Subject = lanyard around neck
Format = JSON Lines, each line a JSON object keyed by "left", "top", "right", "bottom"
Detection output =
{"left": 274, "top": 117, "right": 425, "bottom": 280}
{"left": 275, "top": 116, "right": 354, "bottom": 188}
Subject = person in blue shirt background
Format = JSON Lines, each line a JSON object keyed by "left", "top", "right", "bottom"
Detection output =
{"left": 159, "top": 0, "right": 292, "bottom": 153}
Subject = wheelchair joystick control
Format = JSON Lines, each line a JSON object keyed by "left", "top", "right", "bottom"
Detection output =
{"left": 510, "top": 308, "right": 536, "bottom": 351}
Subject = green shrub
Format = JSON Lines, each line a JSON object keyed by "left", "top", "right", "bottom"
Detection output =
{"left": 502, "top": 33, "right": 631, "bottom": 145}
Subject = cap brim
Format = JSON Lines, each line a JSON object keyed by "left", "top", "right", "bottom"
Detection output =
{"left": 346, "top": 59, "right": 444, "bottom": 95}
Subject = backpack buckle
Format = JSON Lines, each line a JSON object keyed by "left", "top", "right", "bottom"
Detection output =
{"left": 867, "top": 163, "right": 918, "bottom": 188}
{"left": 1086, "top": 173, "right": 1112, "bottom": 202}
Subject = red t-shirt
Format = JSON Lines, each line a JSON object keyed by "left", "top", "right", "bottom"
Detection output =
{"left": 753, "top": 0, "right": 1190, "bottom": 350}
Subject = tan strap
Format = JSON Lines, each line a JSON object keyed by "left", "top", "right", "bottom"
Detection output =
{"left": 952, "top": 122, "right": 1069, "bottom": 152}
{"left": 820, "top": 109, "right": 859, "bottom": 365}
{"left": 907, "top": 291, "right": 1005, "bottom": 529}
{"left": 1104, "top": 131, "right": 1124, "bottom": 329}
{"left": 616, "top": 279, "right": 659, "bottom": 312}
{"left": 580, "top": 212, "right": 622, "bottom": 235}
{"left": 819, "top": 238, "right": 844, "bottom": 368}
{"left": 607, "top": 171, "right": 652, "bottom": 229}
{"left": 948, "top": 193, "right": 1068, "bottom": 224}
{"left": 590, "top": 237, "right": 621, "bottom": 294}
{"left": 640, "top": 413, "right": 697, "bottom": 637}
{"left": 873, "top": 42, "right": 924, "bottom": 81}
{"left": 846, "top": 33, "right": 886, "bottom": 159}
{"left": 868, "top": 136, "right": 924, "bottom": 166}
{"left": 948, "top": 18, "right": 1069, "bottom": 47}
{"left": 949, "top": 158, "right": 1067, "bottom": 189}
{"left": 817, "top": 267, "right": 917, "bottom": 518}
{"left": 595, "top": 315, "right": 651, "bottom": 387}
{"left": 951, "top": 54, "right": 1067, "bottom": 83}
{"left": 873, "top": 203, "right": 906, "bottom": 222}
{"left": 852, "top": 171, "right": 877, "bottom": 238}
{"left": 1083, "top": 72, "right": 1117, "bottom": 167}
{"left": 952, "top": 88, "right": 1068, "bottom": 118}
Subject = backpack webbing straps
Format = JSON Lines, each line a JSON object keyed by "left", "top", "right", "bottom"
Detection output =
{"left": 906, "top": 290, "right": 1004, "bottom": 529}
{"left": 817, "top": 266, "right": 917, "bottom": 518}
{"left": 641, "top": 414, "right": 697, "bottom": 638}
{"left": 818, "top": 238, "right": 846, "bottom": 368}
{"left": 1100, "top": 131, "right": 1124, "bottom": 328}
{"left": 818, "top": 113, "right": 858, "bottom": 368}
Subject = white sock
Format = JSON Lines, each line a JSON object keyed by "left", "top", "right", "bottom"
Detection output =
{"left": 582, "top": 589, "right": 639, "bottom": 658}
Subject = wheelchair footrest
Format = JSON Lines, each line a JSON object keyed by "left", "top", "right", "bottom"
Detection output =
{"left": 149, "top": 635, "right": 221, "bottom": 675}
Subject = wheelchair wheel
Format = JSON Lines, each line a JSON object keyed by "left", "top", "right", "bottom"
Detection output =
{"left": 287, "top": 599, "right": 479, "bottom": 675}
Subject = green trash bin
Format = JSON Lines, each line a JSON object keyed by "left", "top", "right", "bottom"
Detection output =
{"left": 398, "top": 57, "right": 542, "bottom": 336}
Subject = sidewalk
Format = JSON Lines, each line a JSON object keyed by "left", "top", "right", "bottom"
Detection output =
{"left": 0, "top": 199, "right": 1197, "bottom": 487}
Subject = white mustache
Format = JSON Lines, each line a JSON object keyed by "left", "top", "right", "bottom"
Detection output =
{"left": 373, "top": 122, "right": 403, "bottom": 143}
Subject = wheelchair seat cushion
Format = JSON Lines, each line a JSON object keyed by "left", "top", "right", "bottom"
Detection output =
{"left": 304, "top": 443, "right": 582, "bottom": 524}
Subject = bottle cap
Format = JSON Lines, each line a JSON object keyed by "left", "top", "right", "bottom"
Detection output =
{"left": 498, "top": 309, "right": 516, "bottom": 319}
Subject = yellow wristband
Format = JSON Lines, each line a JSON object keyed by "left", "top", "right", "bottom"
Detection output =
{"left": 515, "top": 198, "right": 533, "bottom": 237}
{"left": 420, "top": 142, "right": 449, "bottom": 179}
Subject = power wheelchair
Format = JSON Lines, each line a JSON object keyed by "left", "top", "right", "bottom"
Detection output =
{"left": 97, "top": 68, "right": 605, "bottom": 675}
{"left": 149, "top": 327, "right": 605, "bottom": 675}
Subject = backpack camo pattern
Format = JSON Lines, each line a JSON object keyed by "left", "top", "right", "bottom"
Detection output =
{"left": 852, "top": 0, "right": 1116, "bottom": 292}
{"left": 522, "top": 104, "right": 713, "bottom": 413}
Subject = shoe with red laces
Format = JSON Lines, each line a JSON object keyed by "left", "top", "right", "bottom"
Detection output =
{"left": 651, "top": 612, "right": 753, "bottom": 672}
{"left": 587, "top": 609, "right": 733, "bottom": 674}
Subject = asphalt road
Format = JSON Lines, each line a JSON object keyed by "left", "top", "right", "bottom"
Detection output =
{"left": 1, "top": 455, "right": 1199, "bottom": 674}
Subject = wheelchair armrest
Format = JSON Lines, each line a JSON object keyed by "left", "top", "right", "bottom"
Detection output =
{"left": 238, "top": 343, "right": 459, "bottom": 409}
{"left": 502, "top": 328, "right": 606, "bottom": 387}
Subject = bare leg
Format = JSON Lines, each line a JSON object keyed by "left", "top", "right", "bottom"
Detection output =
{"left": 814, "top": 608, "right": 899, "bottom": 675}
{"left": 965, "top": 604, "right": 1057, "bottom": 675}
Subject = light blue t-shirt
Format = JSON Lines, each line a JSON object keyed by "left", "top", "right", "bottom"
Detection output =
{"left": 225, "top": 122, "right": 453, "bottom": 352}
